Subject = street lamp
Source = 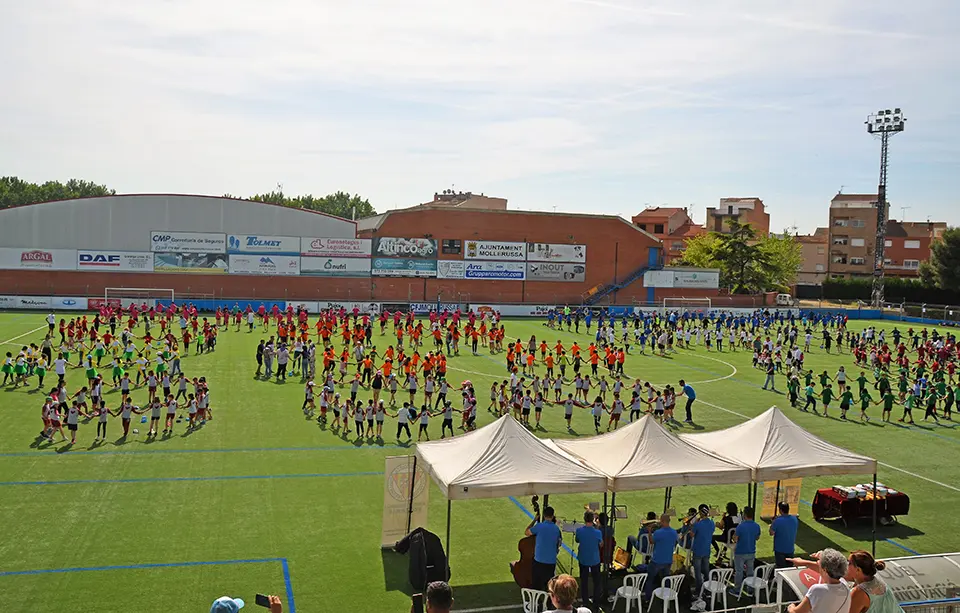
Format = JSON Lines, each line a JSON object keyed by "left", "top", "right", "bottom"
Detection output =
{"left": 865, "top": 108, "right": 906, "bottom": 308}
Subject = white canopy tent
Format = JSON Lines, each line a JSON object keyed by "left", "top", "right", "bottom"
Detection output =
{"left": 410, "top": 415, "right": 609, "bottom": 569}
{"left": 681, "top": 406, "right": 880, "bottom": 553}
{"left": 679, "top": 406, "right": 878, "bottom": 481}
{"left": 549, "top": 415, "right": 753, "bottom": 491}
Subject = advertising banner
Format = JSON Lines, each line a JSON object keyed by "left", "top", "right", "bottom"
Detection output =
{"left": 409, "top": 302, "right": 461, "bottom": 314}
{"left": 300, "top": 237, "right": 371, "bottom": 258}
{"left": 317, "top": 301, "right": 381, "bottom": 314}
{"left": 227, "top": 234, "right": 300, "bottom": 255}
{"left": 285, "top": 301, "right": 321, "bottom": 313}
{"left": 464, "top": 240, "right": 526, "bottom": 261}
{"left": 301, "top": 257, "right": 372, "bottom": 277}
{"left": 77, "top": 251, "right": 154, "bottom": 272}
{"left": 150, "top": 232, "right": 226, "bottom": 253}
{"left": 381, "top": 456, "right": 429, "bottom": 548}
{"left": 153, "top": 253, "right": 228, "bottom": 274}
{"left": 52, "top": 297, "right": 89, "bottom": 310}
{"left": 371, "top": 258, "right": 438, "bottom": 278}
{"left": 526, "top": 262, "right": 586, "bottom": 282}
{"left": 439, "top": 260, "right": 526, "bottom": 280}
{"left": 759, "top": 478, "right": 803, "bottom": 520}
{"left": 471, "top": 304, "right": 554, "bottom": 317}
{"left": 526, "top": 242, "right": 586, "bottom": 263}
{"left": 673, "top": 270, "right": 720, "bottom": 289}
{"left": 0, "top": 248, "right": 78, "bottom": 271}
{"left": 0, "top": 296, "right": 21, "bottom": 309}
{"left": 0, "top": 295, "right": 54, "bottom": 309}
{"left": 372, "top": 237, "right": 438, "bottom": 259}
{"left": 89, "top": 298, "right": 122, "bottom": 309}
{"left": 228, "top": 254, "right": 301, "bottom": 276}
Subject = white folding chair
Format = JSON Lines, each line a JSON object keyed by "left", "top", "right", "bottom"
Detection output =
{"left": 741, "top": 563, "right": 774, "bottom": 603}
{"left": 651, "top": 574, "right": 685, "bottom": 613}
{"left": 521, "top": 588, "right": 550, "bottom": 613}
{"left": 611, "top": 573, "right": 647, "bottom": 613}
{"left": 718, "top": 528, "right": 736, "bottom": 566}
{"left": 638, "top": 533, "right": 652, "bottom": 565}
{"left": 700, "top": 567, "right": 733, "bottom": 610}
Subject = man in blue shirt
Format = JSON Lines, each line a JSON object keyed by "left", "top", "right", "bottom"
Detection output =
{"left": 690, "top": 504, "right": 716, "bottom": 604}
{"left": 679, "top": 379, "right": 696, "bottom": 423}
{"left": 730, "top": 506, "right": 761, "bottom": 596}
{"left": 770, "top": 502, "right": 799, "bottom": 568}
{"left": 575, "top": 511, "right": 604, "bottom": 608}
{"left": 645, "top": 514, "right": 678, "bottom": 601}
{"left": 526, "top": 506, "right": 562, "bottom": 592}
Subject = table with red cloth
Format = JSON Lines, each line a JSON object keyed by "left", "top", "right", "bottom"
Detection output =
{"left": 812, "top": 488, "right": 910, "bottom": 523}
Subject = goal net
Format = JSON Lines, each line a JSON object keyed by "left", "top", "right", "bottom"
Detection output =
{"left": 662, "top": 297, "right": 712, "bottom": 314}
{"left": 104, "top": 288, "right": 175, "bottom": 309}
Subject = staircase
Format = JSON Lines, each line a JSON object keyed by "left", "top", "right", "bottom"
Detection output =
{"left": 583, "top": 263, "right": 657, "bottom": 305}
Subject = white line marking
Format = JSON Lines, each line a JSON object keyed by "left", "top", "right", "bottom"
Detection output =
{"left": 0, "top": 325, "right": 47, "bottom": 347}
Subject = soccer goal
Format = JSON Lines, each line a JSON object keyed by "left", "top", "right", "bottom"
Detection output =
{"left": 662, "top": 297, "right": 712, "bottom": 314}
{"left": 104, "top": 288, "right": 175, "bottom": 309}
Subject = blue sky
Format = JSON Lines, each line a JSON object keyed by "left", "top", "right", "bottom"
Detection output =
{"left": 1, "top": 0, "right": 957, "bottom": 233}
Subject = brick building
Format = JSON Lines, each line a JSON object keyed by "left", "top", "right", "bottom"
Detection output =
{"left": 794, "top": 227, "right": 829, "bottom": 285}
{"left": 882, "top": 220, "right": 947, "bottom": 277}
{"left": 631, "top": 206, "right": 703, "bottom": 264}
{"left": 827, "top": 194, "right": 882, "bottom": 278}
{"left": 418, "top": 190, "right": 508, "bottom": 211}
{"left": 706, "top": 197, "right": 770, "bottom": 236}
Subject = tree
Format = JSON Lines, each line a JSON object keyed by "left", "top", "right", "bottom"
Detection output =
{"left": 678, "top": 220, "right": 801, "bottom": 294}
{"left": 928, "top": 227, "right": 960, "bottom": 289}
{"left": 236, "top": 189, "right": 377, "bottom": 220}
{"left": 0, "top": 176, "right": 115, "bottom": 209}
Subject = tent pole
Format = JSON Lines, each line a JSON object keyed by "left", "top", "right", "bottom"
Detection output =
{"left": 775, "top": 480, "right": 781, "bottom": 511}
{"left": 445, "top": 499, "right": 452, "bottom": 578}
{"left": 747, "top": 483, "right": 753, "bottom": 510}
{"left": 602, "top": 492, "right": 609, "bottom": 574}
{"left": 607, "top": 492, "right": 617, "bottom": 597}
{"left": 663, "top": 487, "right": 669, "bottom": 514}
{"left": 872, "top": 473, "right": 877, "bottom": 557}
{"left": 406, "top": 455, "right": 418, "bottom": 535}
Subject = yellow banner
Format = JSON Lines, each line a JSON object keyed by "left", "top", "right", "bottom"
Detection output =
{"left": 381, "top": 455, "right": 430, "bottom": 548}
{"left": 761, "top": 478, "right": 803, "bottom": 520}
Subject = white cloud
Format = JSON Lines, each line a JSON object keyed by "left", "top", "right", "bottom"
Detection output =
{"left": 1, "top": 0, "right": 957, "bottom": 232}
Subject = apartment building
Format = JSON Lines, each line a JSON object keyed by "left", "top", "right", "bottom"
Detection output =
{"left": 827, "top": 194, "right": 882, "bottom": 278}
{"left": 631, "top": 206, "right": 703, "bottom": 264}
{"left": 705, "top": 197, "right": 770, "bottom": 236}
{"left": 795, "top": 227, "right": 829, "bottom": 285}
{"left": 883, "top": 220, "right": 947, "bottom": 277}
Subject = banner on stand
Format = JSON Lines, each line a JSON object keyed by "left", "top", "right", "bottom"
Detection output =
{"left": 381, "top": 456, "right": 429, "bottom": 548}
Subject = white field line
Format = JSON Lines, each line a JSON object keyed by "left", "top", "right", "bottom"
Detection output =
{"left": 0, "top": 325, "right": 47, "bottom": 347}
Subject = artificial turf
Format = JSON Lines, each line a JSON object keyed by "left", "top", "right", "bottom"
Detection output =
{"left": 0, "top": 311, "right": 957, "bottom": 612}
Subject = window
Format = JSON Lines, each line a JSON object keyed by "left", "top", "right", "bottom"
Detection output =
{"left": 833, "top": 236, "right": 848, "bottom": 246}
{"left": 884, "top": 239, "right": 893, "bottom": 248}
{"left": 817, "top": 246, "right": 825, "bottom": 255}
{"left": 832, "top": 255, "right": 847, "bottom": 264}
{"left": 815, "top": 264, "right": 825, "bottom": 272}
{"left": 834, "top": 218, "right": 849, "bottom": 227}
{"left": 441, "top": 239, "right": 461, "bottom": 254}
{"left": 851, "top": 219, "right": 865, "bottom": 228}
{"left": 671, "top": 241, "right": 684, "bottom": 251}
{"left": 904, "top": 240, "right": 920, "bottom": 249}
{"left": 884, "top": 258, "right": 892, "bottom": 265}
{"left": 637, "top": 224, "right": 647, "bottom": 231}
{"left": 831, "top": 273, "right": 845, "bottom": 279}
{"left": 654, "top": 224, "right": 664, "bottom": 234}
{"left": 904, "top": 259, "right": 920, "bottom": 269}
{"left": 851, "top": 238, "right": 865, "bottom": 247}
{"left": 850, "top": 257, "right": 865, "bottom": 265}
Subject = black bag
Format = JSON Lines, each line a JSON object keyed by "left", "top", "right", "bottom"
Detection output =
{"left": 394, "top": 527, "right": 450, "bottom": 592}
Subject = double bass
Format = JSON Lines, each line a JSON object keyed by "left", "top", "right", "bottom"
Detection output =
{"left": 510, "top": 495, "right": 540, "bottom": 588}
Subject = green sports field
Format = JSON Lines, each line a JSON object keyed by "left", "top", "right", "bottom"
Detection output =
{"left": 0, "top": 311, "right": 957, "bottom": 612}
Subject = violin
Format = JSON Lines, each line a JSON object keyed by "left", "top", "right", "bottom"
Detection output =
{"left": 510, "top": 495, "right": 540, "bottom": 589}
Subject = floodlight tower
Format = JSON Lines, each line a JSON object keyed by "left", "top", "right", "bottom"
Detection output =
{"left": 865, "top": 108, "right": 906, "bottom": 308}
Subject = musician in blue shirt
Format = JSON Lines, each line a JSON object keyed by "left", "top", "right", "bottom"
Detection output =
{"left": 575, "top": 511, "right": 604, "bottom": 608}
{"left": 526, "top": 506, "right": 562, "bottom": 592}
{"left": 645, "top": 514, "right": 678, "bottom": 600}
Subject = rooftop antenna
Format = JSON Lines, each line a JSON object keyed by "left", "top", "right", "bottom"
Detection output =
{"left": 899, "top": 205, "right": 911, "bottom": 221}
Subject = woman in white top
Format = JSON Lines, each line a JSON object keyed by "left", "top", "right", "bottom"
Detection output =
{"left": 788, "top": 549, "right": 852, "bottom": 613}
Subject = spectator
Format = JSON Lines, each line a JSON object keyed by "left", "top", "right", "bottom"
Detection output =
{"left": 425, "top": 581, "right": 453, "bottom": 613}
{"left": 847, "top": 550, "right": 900, "bottom": 613}
{"left": 545, "top": 574, "right": 591, "bottom": 613}
{"left": 211, "top": 595, "right": 281, "bottom": 613}
{"left": 645, "top": 514, "right": 678, "bottom": 601}
{"left": 787, "top": 549, "right": 851, "bottom": 613}
{"left": 770, "top": 502, "right": 799, "bottom": 568}
{"left": 729, "top": 506, "right": 760, "bottom": 597}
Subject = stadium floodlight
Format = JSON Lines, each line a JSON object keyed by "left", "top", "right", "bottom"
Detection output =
{"left": 864, "top": 107, "right": 906, "bottom": 308}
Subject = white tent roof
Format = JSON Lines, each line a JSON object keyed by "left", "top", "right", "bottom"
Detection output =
{"left": 414, "top": 415, "right": 609, "bottom": 500}
{"left": 549, "top": 415, "right": 753, "bottom": 492}
{"left": 680, "top": 407, "right": 878, "bottom": 481}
